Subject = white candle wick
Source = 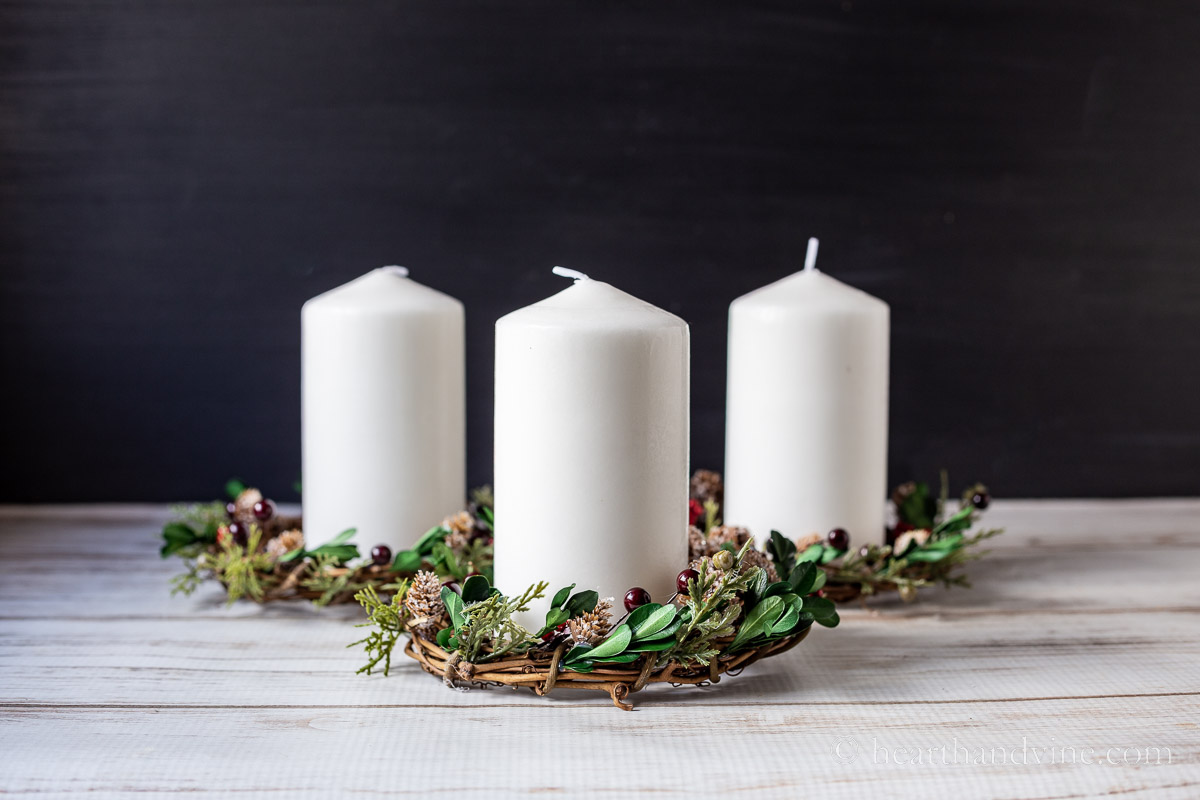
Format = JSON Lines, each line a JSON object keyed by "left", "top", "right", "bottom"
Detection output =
{"left": 804, "top": 238, "right": 820, "bottom": 273}
{"left": 552, "top": 266, "right": 591, "bottom": 282}
{"left": 380, "top": 265, "right": 409, "bottom": 277}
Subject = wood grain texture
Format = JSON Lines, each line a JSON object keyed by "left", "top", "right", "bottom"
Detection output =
{"left": 0, "top": 501, "right": 1198, "bottom": 798}
{"left": 4, "top": 1, "right": 1200, "bottom": 501}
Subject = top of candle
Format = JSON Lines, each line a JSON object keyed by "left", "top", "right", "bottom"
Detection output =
{"left": 497, "top": 274, "right": 686, "bottom": 332}
{"left": 731, "top": 245, "right": 888, "bottom": 315}
{"left": 303, "top": 267, "right": 463, "bottom": 314}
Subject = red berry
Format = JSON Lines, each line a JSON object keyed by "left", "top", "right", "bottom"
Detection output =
{"left": 676, "top": 568, "right": 699, "bottom": 594}
{"left": 252, "top": 499, "right": 275, "bottom": 521}
{"left": 688, "top": 499, "right": 704, "bottom": 526}
{"left": 541, "top": 622, "right": 568, "bottom": 643}
{"left": 971, "top": 491, "right": 990, "bottom": 510}
{"left": 827, "top": 528, "right": 850, "bottom": 551}
{"left": 226, "top": 501, "right": 237, "bottom": 518}
{"left": 441, "top": 579, "right": 460, "bottom": 594}
{"left": 624, "top": 587, "right": 651, "bottom": 612}
{"left": 370, "top": 545, "right": 392, "bottom": 566}
{"left": 858, "top": 545, "right": 871, "bottom": 559}
{"left": 228, "top": 521, "right": 248, "bottom": 548}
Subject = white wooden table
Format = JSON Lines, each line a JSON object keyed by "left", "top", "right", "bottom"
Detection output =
{"left": 1, "top": 501, "right": 1197, "bottom": 798}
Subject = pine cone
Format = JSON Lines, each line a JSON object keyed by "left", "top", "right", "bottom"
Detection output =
{"left": 442, "top": 511, "right": 474, "bottom": 551}
{"left": 404, "top": 571, "right": 449, "bottom": 639}
{"left": 688, "top": 525, "right": 709, "bottom": 560}
{"left": 233, "top": 488, "right": 263, "bottom": 525}
{"left": 690, "top": 470, "right": 723, "bottom": 506}
{"left": 567, "top": 598, "right": 613, "bottom": 646}
{"left": 266, "top": 529, "right": 304, "bottom": 558}
{"left": 708, "top": 525, "right": 751, "bottom": 551}
{"left": 740, "top": 548, "right": 779, "bottom": 583}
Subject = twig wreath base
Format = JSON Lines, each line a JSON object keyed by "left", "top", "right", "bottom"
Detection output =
{"left": 404, "top": 624, "right": 811, "bottom": 710}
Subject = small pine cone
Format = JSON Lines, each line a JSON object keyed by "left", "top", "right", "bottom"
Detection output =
{"left": 567, "top": 598, "right": 613, "bottom": 646}
{"left": 795, "top": 532, "right": 822, "bottom": 553}
{"left": 404, "top": 571, "right": 449, "bottom": 639}
{"left": 739, "top": 548, "right": 779, "bottom": 583}
{"left": 708, "top": 525, "right": 751, "bottom": 551}
{"left": 444, "top": 529, "right": 471, "bottom": 552}
{"left": 690, "top": 470, "right": 724, "bottom": 506}
{"left": 443, "top": 511, "right": 474, "bottom": 535}
{"left": 233, "top": 488, "right": 263, "bottom": 525}
{"left": 265, "top": 529, "right": 304, "bottom": 558}
{"left": 688, "top": 525, "right": 710, "bottom": 560}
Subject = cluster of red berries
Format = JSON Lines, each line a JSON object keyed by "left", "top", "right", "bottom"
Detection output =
{"left": 223, "top": 496, "right": 277, "bottom": 548}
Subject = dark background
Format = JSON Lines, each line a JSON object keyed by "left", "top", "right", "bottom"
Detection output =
{"left": 3, "top": 1, "right": 1199, "bottom": 502}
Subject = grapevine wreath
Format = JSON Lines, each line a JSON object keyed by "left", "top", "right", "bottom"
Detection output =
{"left": 161, "top": 472, "right": 1000, "bottom": 708}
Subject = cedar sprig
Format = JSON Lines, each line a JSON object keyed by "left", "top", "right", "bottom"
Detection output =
{"left": 664, "top": 541, "right": 762, "bottom": 666}
{"left": 453, "top": 581, "right": 548, "bottom": 663}
{"left": 350, "top": 582, "right": 412, "bottom": 676}
{"left": 210, "top": 526, "right": 274, "bottom": 604}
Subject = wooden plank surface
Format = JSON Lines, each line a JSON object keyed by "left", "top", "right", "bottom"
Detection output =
{"left": 1, "top": 501, "right": 1198, "bottom": 798}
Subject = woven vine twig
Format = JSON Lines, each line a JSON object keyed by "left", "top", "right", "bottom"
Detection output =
{"left": 402, "top": 624, "right": 811, "bottom": 710}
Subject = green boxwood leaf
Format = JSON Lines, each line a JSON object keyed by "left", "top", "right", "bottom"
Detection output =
{"left": 565, "top": 590, "right": 599, "bottom": 617}
{"left": 549, "top": 584, "right": 576, "bottom": 609}
{"left": 411, "top": 525, "right": 449, "bottom": 556}
{"left": 324, "top": 528, "right": 357, "bottom": 547}
{"left": 584, "top": 624, "right": 632, "bottom": 660}
{"left": 391, "top": 549, "right": 423, "bottom": 572}
{"left": 224, "top": 479, "right": 246, "bottom": 500}
{"left": 731, "top": 596, "right": 785, "bottom": 650}
{"left": 762, "top": 581, "right": 791, "bottom": 599}
{"left": 907, "top": 549, "right": 951, "bottom": 563}
{"left": 770, "top": 594, "right": 803, "bottom": 634}
{"left": 440, "top": 587, "right": 465, "bottom": 630}
{"left": 636, "top": 617, "right": 682, "bottom": 642}
{"left": 625, "top": 638, "right": 677, "bottom": 653}
{"left": 932, "top": 506, "right": 973, "bottom": 536}
{"left": 802, "top": 595, "right": 840, "bottom": 627}
{"left": 537, "top": 607, "right": 569, "bottom": 637}
{"left": 306, "top": 544, "right": 359, "bottom": 563}
{"left": 797, "top": 544, "right": 824, "bottom": 564}
{"left": 563, "top": 643, "right": 593, "bottom": 664}
{"left": 460, "top": 575, "right": 491, "bottom": 603}
{"left": 625, "top": 602, "right": 661, "bottom": 632}
{"left": 593, "top": 652, "right": 641, "bottom": 664}
{"left": 810, "top": 569, "right": 827, "bottom": 593}
{"left": 787, "top": 562, "right": 818, "bottom": 595}
{"left": 767, "top": 530, "right": 796, "bottom": 575}
{"left": 631, "top": 605, "right": 677, "bottom": 640}
{"left": 162, "top": 522, "right": 196, "bottom": 545}
{"left": 926, "top": 533, "right": 965, "bottom": 550}
{"left": 436, "top": 627, "right": 454, "bottom": 649}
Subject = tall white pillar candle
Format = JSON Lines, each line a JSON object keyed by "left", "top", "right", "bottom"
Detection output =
{"left": 494, "top": 269, "right": 689, "bottom": 623}
{"left": 724, "top": 240, "right": 890, "bottom": 546}
{"left": 302, "top": 266, "right": 465, "bottom": 551}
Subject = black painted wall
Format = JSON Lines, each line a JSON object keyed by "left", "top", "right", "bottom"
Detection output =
{"left": 3, "top": 1, "right": 1199, "bottom": 502}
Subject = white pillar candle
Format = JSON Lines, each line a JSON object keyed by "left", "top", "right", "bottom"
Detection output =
{"left": 724, "top": 239, "right": 890, "bottom": 547}
{"left": 302, "top": 266, "right": 465, "bottom": 552}
{"left": 494, "top": 269, "right": 689, "bottom": 623}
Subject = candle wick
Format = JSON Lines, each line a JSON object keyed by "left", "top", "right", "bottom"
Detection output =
{"left": 803, "top": 238, "right": 819, "bottom": 273}
{"left": 552, "top": 266, "right": 591, "bottom": 282}
{"left": 381, "top": 265, "right": 409, "bottom": 277}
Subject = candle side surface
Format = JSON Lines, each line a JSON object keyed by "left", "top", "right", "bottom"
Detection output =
{"left": 494, "top": 280, "right": 689, "bottom": 626}
{"left": 724, "top": 270, "right": 890, "bottom": 547}
{"left": 302, "top": 268, "right": 465, "bottom": 553}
